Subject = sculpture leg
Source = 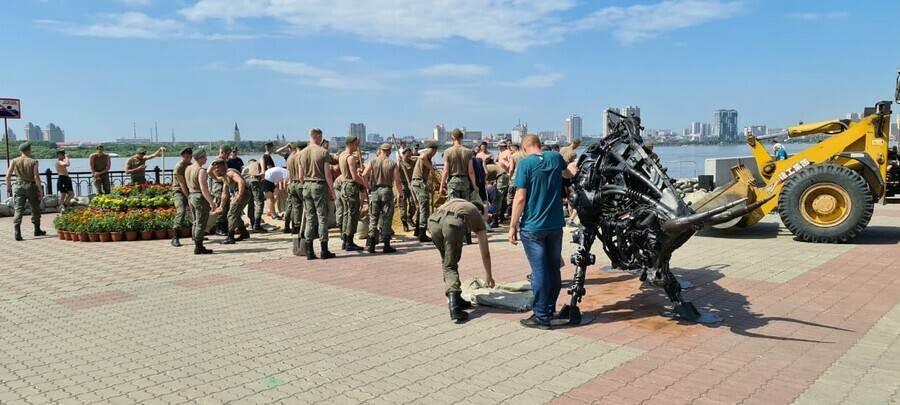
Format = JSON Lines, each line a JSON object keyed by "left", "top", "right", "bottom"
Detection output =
{"left": 656, "top": 267, "right": 722, "bottom": 324}
{"left": 554, "top": 227, "right": 596, "bottom": 326}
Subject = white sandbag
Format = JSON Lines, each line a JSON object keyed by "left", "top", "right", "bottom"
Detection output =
{"left": 43, "top": 195, "right": 59, "bottom": 208}
{"left": 0, "top": 204, "right": 11, "bottom": 217}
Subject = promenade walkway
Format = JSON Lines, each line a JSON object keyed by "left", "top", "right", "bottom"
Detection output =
{"left": 0, "top": 206, "right": 898, "bottom": 404}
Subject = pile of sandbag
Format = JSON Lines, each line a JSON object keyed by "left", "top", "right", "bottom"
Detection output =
{"left": 0, "top": 195, "right": 94, "bottom": 217}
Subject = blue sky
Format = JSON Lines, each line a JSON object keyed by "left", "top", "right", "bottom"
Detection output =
{"left": 4, "top": 0, "right": 899, "bottom": 142}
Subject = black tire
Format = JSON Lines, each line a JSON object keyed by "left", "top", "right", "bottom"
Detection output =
{"left": 778, "top": 164, "right": 873, "bottom": 243}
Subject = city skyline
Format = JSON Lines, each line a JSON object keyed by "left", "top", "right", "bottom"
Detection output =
{"left": 5, "top": 1, "right": 899, "bottom": 142}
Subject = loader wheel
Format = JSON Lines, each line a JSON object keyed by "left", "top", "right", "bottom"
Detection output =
{"left": 778, "top": 164, "right": 873, "bottom": 243}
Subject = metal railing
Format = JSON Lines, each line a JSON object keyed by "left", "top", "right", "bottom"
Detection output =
{"left": 1, "top": 166, "right": 174, "bottom": 198}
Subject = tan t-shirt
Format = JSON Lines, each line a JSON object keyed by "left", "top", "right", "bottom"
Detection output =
{"left": 412, "top": 156, "right": 431, "bottom": 181}
{"left": 90, "top": 153, "right": 109, "bottom": 172}
{"left": 173, "top": 160, "right": 190, "bottom": 192}
{"left": 485, "top": 164, "right": 504, "bottom": 182}
{"left": 223, "top": 168, "right": 243, "bottom": 190}
{"left": 126, "top": 156, "right": 146, "bottom": 177}
{"left": 185, "top": 163, "right": 202, "bottom": 193}
{"left": 286, "top": 152, "right": 301, "bottom": 182}
{"left": 11, "top": 156, "right": 37, "bottom": 183}
{"left": 510, "top": 151, "right": 525, "bottom": 178}
{"left": 243, "top": 161, "right": 261, "bottom": 183}
{"left": 398, "top": 159, "right": 414, "bottom": 187}
{"left": 443, "top": 145, "right": 471, "bottom": 176}
{"left": 436, "top": 198, "right": 485, "bottom": 232}
{"left": 298, "top": 144, "right": 330, "bottom": 180}
{"left": 339, "top": 150, "right": 353, "bottom": 179}
{"left": 371, "top": 156, "right": 396, "bottom": 187}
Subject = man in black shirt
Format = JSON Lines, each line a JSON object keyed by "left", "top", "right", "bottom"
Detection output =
{"left": 226, "top": 148, "right": 244, "bottom": 172}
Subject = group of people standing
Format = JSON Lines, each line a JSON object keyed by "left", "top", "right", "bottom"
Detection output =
{"left": 6, "top": 128, "right": 582, "bottom": 330}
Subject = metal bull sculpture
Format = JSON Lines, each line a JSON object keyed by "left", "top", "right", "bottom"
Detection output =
{"left": 559, "top": 111, "right": 772, "bottom": 325}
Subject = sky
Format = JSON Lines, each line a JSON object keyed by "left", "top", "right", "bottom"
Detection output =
{"left": 4, "top": 0, "right": 899, "bottom": 142}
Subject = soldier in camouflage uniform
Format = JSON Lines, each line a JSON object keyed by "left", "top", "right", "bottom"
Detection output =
{"left": 285, "top": 142, "right": 305, "bottom": 235}
{"left": 362, "top": 144, "right": 403, "bottom": 254}
{"left": 4, "top": 142, "right": 46, "bottom": 241}
{"left": 185, "top": 149, "right": 222, "bottom": 254}
{"left": 208, "top": 145, "right": 233, "bottom": 236}
{"left": 411, "top": 142, "right": 438, "bottom": 242}
{"left": 338, "top": 136, "right": 366, "bottom": 251}
{"left": 298, "top": 128, "right": 337, "bottom": 260}
{"left": 429, "top": 198, "right": 495, "bottom": 322}
{"left": 439, "top": 128, "right": 480, "bottom": 202}
{"left": 125, "top": 147, "right": 165, "bottom": 184}
{"left": 214, "top": 159, "right": 251, "bottom": 244}
{"left": 171, "top": 147, "right": 193, "bottom": 247}
{"left": 242, "top": 159, "right": 267, "bottom": 233}
{"left": 398, "top": 147, "right": 415, "bottom": 232}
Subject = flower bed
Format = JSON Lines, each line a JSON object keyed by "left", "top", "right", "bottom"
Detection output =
{"left": 53, "top": 184, "right": 188, "bottom": 242}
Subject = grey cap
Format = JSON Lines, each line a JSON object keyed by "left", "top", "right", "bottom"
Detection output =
{"left": 193, "top": 148, "right": 208, "bottom": 160}
{"left": 211, "top": 157, "right": 226, "bottom": 166}
{"left": 345, "top": 135, "right": 359, "bottom": 144}
{"left": 18, "top": 142, "right": 31, "bottom": 152}
{"left": 380, "top": 143, "right": 392, "bottom": 151}
{"left": 219, "top": 144, "right": 232, "bottom": 154}
{"left": 179, "top": 147, "right": 193, "bottom": 155}
{"left": 425, "top": 142, "right": 439, "bottom": 149}
{"left": 136, "top": 148, "right": 147, "bottom": 154}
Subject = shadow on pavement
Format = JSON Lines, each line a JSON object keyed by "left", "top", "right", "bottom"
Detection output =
{"left": 697, "top": 221, "right": 782, "bottom": 240}
{"left": 845, "top": 225, "right": 900, "bottom": 245}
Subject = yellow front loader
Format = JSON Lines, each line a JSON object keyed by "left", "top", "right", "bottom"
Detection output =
{"left": 693, "top": 72, "right": 900, "bottom": 243}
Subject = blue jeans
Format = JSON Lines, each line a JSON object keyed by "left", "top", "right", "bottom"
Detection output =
{"left": 521, "top": 228, "right": 563, "bottom": 324}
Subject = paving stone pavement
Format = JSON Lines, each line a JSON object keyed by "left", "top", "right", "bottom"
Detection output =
{"left": 0, "top": 205, "right": 898, "bottom": 404}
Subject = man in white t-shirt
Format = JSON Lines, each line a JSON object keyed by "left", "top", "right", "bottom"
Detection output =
{"left": 264, "top": 166, "right": 289, "bottom": 220}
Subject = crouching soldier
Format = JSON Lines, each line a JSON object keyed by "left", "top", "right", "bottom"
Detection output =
{"left": 214, "top": 158, "right": 251, "bottom": 244}
{"left": 429, "top": 198, "right": 495, "bottom": 322}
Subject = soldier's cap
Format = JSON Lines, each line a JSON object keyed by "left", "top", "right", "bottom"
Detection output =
{"left": 19, "top": 142, "right": 31, "bottom": 152}
{"left": 425, "top": 142, "right": 439, "bottom": 149}
{"left": 451, "top": 128, "right": 464, "bottom": 139}
{"left": 57, "top": 148, "right": 66, "bottom": 154}
{"left": 211, "top": 158, "right": 226, "bottom": 166}
{"left": 136, "top": 148, "right": 147, "bottom": 154}
{"left": 401, "top": 147, "right": 412, "bottom": 154}
{"left": 220, "top": 144, "right": 232, "bottom": 154}
{"left": 572, "top": 139, "right": 582, "bottom": 145}
{"left": 193, "top": 148, "right": 208, "bottom": 160}
{"left": 179, "top": 147, "right": 193, "bottom": 155}
{"left": 265, "top": 142, "right": 274, "bottom": 147}
{"left": 96, "top": 144, "right": 104, "bottom": 150}
{"left": 296, "top": 141, "right": 309, "bottom": 149}
{"left": 345, "top": 135, "right": 358, "bottom": 144}
{"left": 380, "top": 143, "right": 392, "bottom": 151}
{"left": 292, "top": 141, "right": 304, "bottom": 149}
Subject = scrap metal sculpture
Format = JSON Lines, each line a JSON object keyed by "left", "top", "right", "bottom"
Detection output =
{"left": 558, "top": 111, "right": 771, "bottom": 325}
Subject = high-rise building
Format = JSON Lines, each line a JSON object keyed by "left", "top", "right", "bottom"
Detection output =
{"left": 622, "top": 105, "right": 641, "bottom": 119}
{"left": 349, "top": 123, "right": 366, "bottom": 142}
{"left": 4, "top": 128, "right": 16, "bottom": 142}
{"left": 701, "top": 123, "right": 711, "bottom": 138}
{"left": 367, "top": 133, "right": 383, "bottom": 143}
{"left": 566, "top": 114, "right": 582, "bottom": 143}
{"left": 714, "top": 109, "right": 738, "bottom": 142}
{"left": 24, "top": 122, "right": 42, "bottom": 142}
{"left": 510, "top": 120, "right": 527, "bottom": 143}
{"left": 233, "top": 122, "right": 241, "bottom": 142}
{"left": 602, "top": 108, "right": 621, "bottom": 137}
{"left": 464, "top": 130, "right": 482, "bottom": 141}
{"left": 43, "top": 123, "right": 65, "bottom": 143}
{"left": 846, "top": 112, "right": 861, "bottom": 123}
{"left": 891, "top": 115, "right": 899, "bottom": 138}
{"left": 691, "top": 121, "right": 702, "bottom": 135}
{"left": 432, "top": 124, "right": 447, "bottom": 144}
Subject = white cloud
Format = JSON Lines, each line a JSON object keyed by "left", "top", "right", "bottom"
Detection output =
{"left": 786, "top": 12, "right": 848, "bottom": 21}
{"left": 245, "top": 58, "right": 379, "bottom": 90}
{"left": 339, "top": 55, "right": 362, "bottom": 63}
{"left": 418, "top": 64, "right": 491, "bottom": 77}
{"left": 118, "top": 0, "right": 153, "bottom": 6}
{"left": 180, "top": 0, "right": 576, "bottom": 52}
{"left": 496, "top": 73, "right": 564, "bottom": 89}
{"left": 579, "top": 0, "right": 743, "bottom": 44}
{"left": 40, "top": 12, "right": 256, "bottom": 40}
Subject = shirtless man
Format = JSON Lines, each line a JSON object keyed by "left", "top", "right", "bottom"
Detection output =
{"left": 55, "top": 149, "right": 74, "bottom": 209}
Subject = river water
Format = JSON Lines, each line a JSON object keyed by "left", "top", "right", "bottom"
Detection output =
{"left": 1, "top": 144, "right": 810, "bottom": 180}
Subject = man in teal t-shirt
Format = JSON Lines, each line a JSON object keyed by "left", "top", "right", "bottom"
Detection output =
{"left": 508, "top": 134, "right": 578, "bottom": 329}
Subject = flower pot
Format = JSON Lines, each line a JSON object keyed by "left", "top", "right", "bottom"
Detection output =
{"left": 167, "top": 229, "right": 175, "bottom": 239}
{"left": 57, "top": 231, "right": 65, "bottom": 240}
{"left": 99, "top": 232, "right": 111, "bottom": 242}
{"left": 110, "top": 232, "right": 123, "bottom": 242}
{"left": 154, "top": 229, "right": 168, "bottom": 239}
{"left": 180, "top": 228, "right": 192, "bottom": 238}
{"left": 140, "top": 230, "right": 154, "bottom": 240}
{"left": 67, "top": 232, "right": 75, "bottom": 241}
{"left": 78, "top": 232, "right": 89, "bottom": 242}
{"left": 88, "top": 232, "right": 100, "bottom": 242}
{"left": 125, "top": 231, "right": 139, "bottom": 241}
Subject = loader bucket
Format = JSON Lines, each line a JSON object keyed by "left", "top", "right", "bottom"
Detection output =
{"left": 691, "top": 165, "right": 766, "bottom": 229}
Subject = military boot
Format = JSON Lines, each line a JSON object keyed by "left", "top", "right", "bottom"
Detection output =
{"left": 402, "top": 221, "right": 410, "bottom": 232}
{"left": 221, "top": 234, "right": 236, "bottom": 245}
{"left": 340, "top": 234, "right": 348, "bottom": 250}
{"left": 305, "top": 240, "right": 318, "bottom": 260}
{"left": 214, "top": 222, "right": 227, "bottom": 236}
{"left": 14, "top": 224, "right": 23, "bottom": 241}
{"left": 418, "top": 232, "right": 432, "bottom": 243}
{"left": 458, "top": 296, "right": 473, "bottom": 310}
{"left": 448, "top": 292, "right": 469, "bottom": 322}
{"left": 282, "top": 224, "right": 292, "bottom": 234}
{"left": 236, "top": 229, "right": 250, "bottom": 241}
{"left": 413, "top": 227, "right": 420, "bottom": 237}
{"left": 490, "top": 216, "right": 500, "bottom": 229}
{"left": 465, "top": 232, "right": 472, "bottom": 245}
{"left": 253, "top": 223, "right": 268, "bottom": 233}
{"left": 194, "top": 240, "right": 213, "bottom": 255}
{"left": 34, "top": 225, "right": 46, "bottom": 237}
{"left": 367, "top": 237, "right": 377, "bottom": 253}
{"left": 382, "top": 240, "right": 397, "bottom": 254}
{"left": 345, "top": 235, "right": 364, "bottom": 251}
{"left": 320, "top": 241, "right": 336, "bottom": 259}
{"left": 171, "top": 235, "right": 182, "bottom": 247}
